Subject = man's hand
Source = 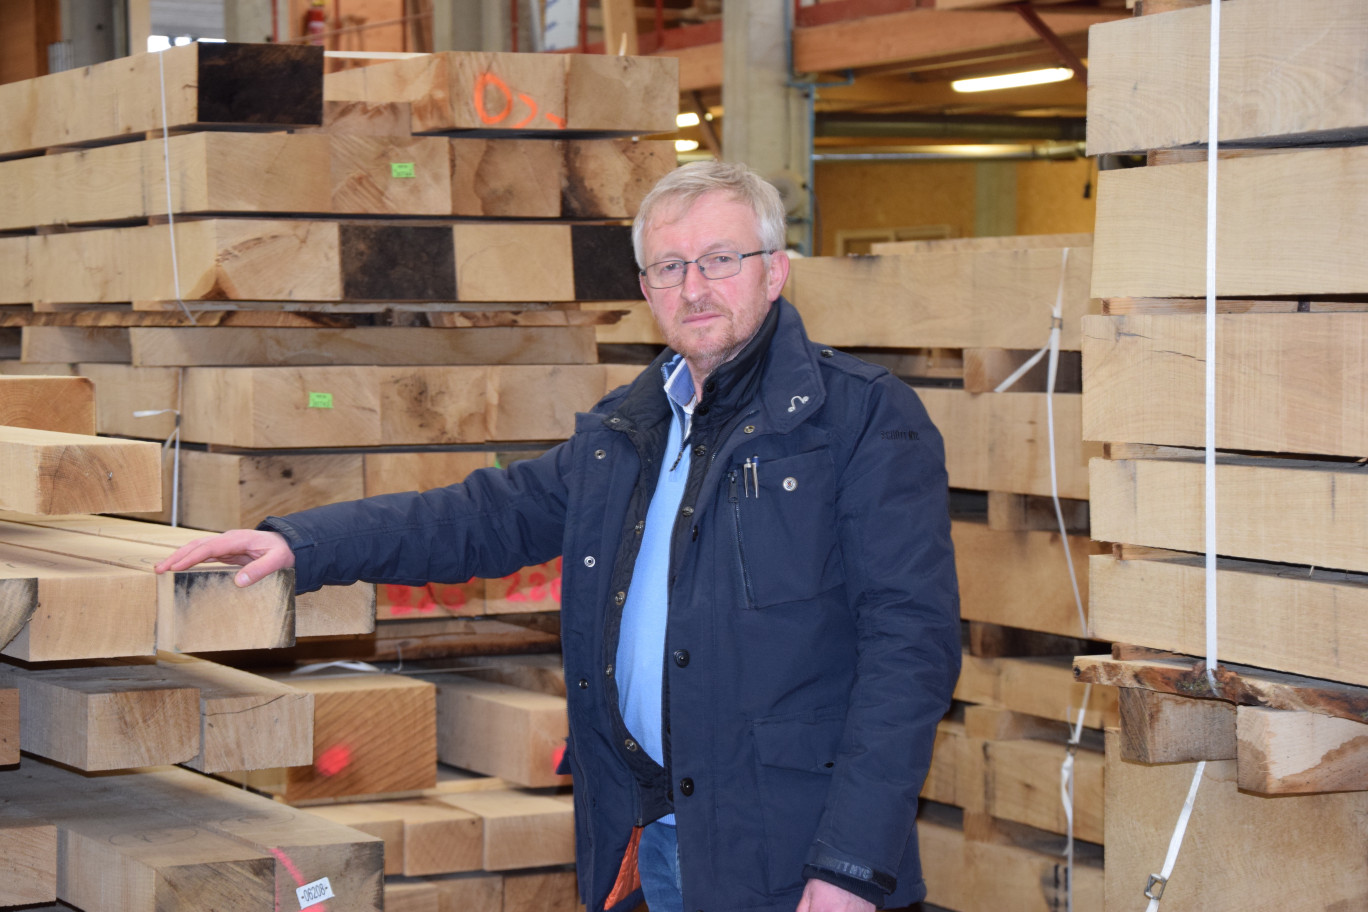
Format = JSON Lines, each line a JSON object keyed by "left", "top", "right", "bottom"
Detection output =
{"left": 153, "top": 529, "right": 295, "bottom": 587}
{"left": 796, "top": 879, "right": 876, "bottom": 912}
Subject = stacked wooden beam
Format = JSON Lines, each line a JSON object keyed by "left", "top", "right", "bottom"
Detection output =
{"left": 0, "top": 42, "right": 677, "bottom": 911}
{"left": 1078, "top": 1, "right": 1368, "bottom": 908}
{"left": 240, "top": 657, "right": 574, "bottom": 906}
{"left": 787, "top": 235, "right": 1113, "bottom": 911}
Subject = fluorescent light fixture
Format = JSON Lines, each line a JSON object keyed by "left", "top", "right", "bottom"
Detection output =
{"left": 675, "top": 139, "right": 700, "bottom": 153}
{"left": 676, "top": 112, "right": 701, "bottom": 128}
{"left": 952, "top": 67, "right": 1073, "bottom": 93}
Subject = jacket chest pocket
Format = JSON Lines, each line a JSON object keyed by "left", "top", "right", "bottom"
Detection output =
{"left": 725, "top": 448, "right": 842, "bottom": 609}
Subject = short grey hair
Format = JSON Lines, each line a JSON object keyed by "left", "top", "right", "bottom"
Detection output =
{"left": 632, "top": 161, "right": 787, "bottom": 268}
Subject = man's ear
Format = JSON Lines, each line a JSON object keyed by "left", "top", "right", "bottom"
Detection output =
{"left": 640, "top": 272, "right": 651, "bottom": 302}
{"left": 766, "top": 250, "right": 791, "bottom": 301}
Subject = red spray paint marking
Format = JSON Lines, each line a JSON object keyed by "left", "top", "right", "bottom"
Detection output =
{"left": 270, "top": 846, "right": 330, "bottom": 912}
{"left": 315, "top": 743, "right": 352, "bottom": 778}
{"left": 552, "top": 743, "right": 567, "bottom": 775}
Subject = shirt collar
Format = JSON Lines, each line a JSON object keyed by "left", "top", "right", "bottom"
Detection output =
{"left": 661, "top": 354, "right": 697, "bottom": 415}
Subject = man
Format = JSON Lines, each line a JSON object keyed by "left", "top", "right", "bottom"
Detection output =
{"left": 156, "top": 161, "right": 960, "bottom": 912}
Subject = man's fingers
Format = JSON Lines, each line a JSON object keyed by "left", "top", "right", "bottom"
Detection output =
{"left": 234, "top": 550, "right": 292, "bottom": 588}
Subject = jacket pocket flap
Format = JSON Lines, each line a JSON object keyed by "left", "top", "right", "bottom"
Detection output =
{"left": 752, "top": 714, "right": 844, "bottom": 774}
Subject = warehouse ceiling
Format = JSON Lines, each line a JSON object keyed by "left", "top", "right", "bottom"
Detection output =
{"left": 642, "top": 0, "right": 1129, "bottom": 155}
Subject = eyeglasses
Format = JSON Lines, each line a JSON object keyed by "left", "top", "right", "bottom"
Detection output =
{"left": 640, "top": 250, "right": 772, "bottom": 289}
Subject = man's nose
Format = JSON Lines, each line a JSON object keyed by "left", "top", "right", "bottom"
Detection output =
{"left": 678, "top": 260, "right": 710, "bottom": 299}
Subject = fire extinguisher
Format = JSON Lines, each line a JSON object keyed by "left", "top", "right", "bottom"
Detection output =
{"left": 304, "top": 0, "right": 327, "bottom": 45}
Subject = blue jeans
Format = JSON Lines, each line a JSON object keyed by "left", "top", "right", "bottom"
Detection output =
{"left": 638, "top": 821, "right": 683, "bottom": 912}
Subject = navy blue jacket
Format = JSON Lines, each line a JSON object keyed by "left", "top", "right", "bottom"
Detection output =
{"left": 262, "top": 298, "right": 960, "bottom": 912}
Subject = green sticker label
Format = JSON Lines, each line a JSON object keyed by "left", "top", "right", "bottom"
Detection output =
{"left": 308, "top": 392, "right": 334, "bottom": 409}
{"left": 391, "top": 162, "right": 416, "bottom": 179}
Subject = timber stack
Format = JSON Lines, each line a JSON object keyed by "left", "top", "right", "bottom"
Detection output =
{"left": 0, "top": 42, "right": 678, "bottom": 910}
{"left": 1077, "top": 0, "right": 1368, "bottom": 909}
{"left": 784, "top": 235, "right": 1115, "bottom": 911}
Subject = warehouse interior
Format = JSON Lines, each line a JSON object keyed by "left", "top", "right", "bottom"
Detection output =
{"left": 2, "top": 0, "right": 1365, "bottom": 910}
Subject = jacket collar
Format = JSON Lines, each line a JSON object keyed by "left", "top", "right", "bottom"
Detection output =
{"left": 606, "top": 297, "right": 825, "bottom": 436}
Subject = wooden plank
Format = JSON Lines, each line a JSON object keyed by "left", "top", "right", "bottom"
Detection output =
{"left": 985, "top": 491, "right": 1088, "bottom": 533}
{"left": 424, "top": 870, "right": 504, "bottom": 910}
{"left": 923, "top": 388, "right": 1093, "bottom": 499}
{"left": 964, "top": 348, "right": 1082, "bottom": 395}
{"left": 0, "top": 375, "right": 95, "bottom": 433}
{"left": 302, "top": 803, "right": 408, "bottom": 876}
{"left": 453, "top": 224, "right": 574, "bottom": 303}
{"left": 956, "top": 653, "right": 1118, "bottom": 730}
{"left": 1074, "top": 653, "right": 1368, "bottom": 726}
{"left": 0, "top": 542, "right": 156, "bottom": 661}
{"left": 1237, "top": 706, "right": 1368, "bottom": 796}
{"left": 364, "top": 450, "right": 495, "bottom": 497}
{"left": 269, "top": 672, "right": 437, "bottom": 803}
{"left": 1093, "top": 148, "right": 1368, "bottom": 298}
{"left": 1082, "top": 314, "right": 1368, "bottom": 457}
{"left": 431, "top": 674, "right": 571, "bottom": 788}
{"left": 434, "top": 790, "right": 574, "bottom": 871}
{"left": 0, "top": 42, "right": 322, "bottom": 159}
{"left": 916, "top": 812, "right": 967, "bottom": 911}
{"left": 0, "top": 685, "right": 16, "bottom": 764}
{"left": 0, "top": 762, "right": 278, "bottom": 911}
{"left": 128, "top": 325, "right": 597, "bottom": 368}
{"left": 149, "top": 652, "right": 313, "bottom": 773}
{"left": 0, "top": 425, "right": 161, "bottom": 514}
{"left": 872, "top": 233, "right": 1094, "bottom": 256}
{"left": 176, "top": 449, "right": 364, "bottom": 533}
{"left": 1119, "top": 687, "right": 1236, "bottom": 764}
{"left": 964, "top": 725, "right": 1104, "bottom": 844}
{"left": 21, "top": 326, "right": 130, "bottom": 363}
{"left": 792, "top": 7, "right": 1118, "bottom": 74}
{"left": 324, "top": 51, "right": 676, "bottom": 134}
{"left": 449, "top": 137, "right": 563, "bottom": 218}
{"left": 503, "top": 868, "right": 579, "bottom": 912}
{"left": 0, "top": 658, "right": 201, "bottom": 769}
{"left": 330, "top": 134, "right": 451, "bottom": 216}
{"left": 0, "top": 219, "right": 644, "bottom": 306}
{"left": 108, "top": 765, "right": 385, "bottom": 912}
{"left": 952, "top": 520, "right": 1097, "bottom": 639}
{"left": 0, "top": 518, "right": 294, "bottom": 652}
{"left": 962, "top": 816, "right": 1104, "bottom": 912}
{"left": 0, "top": 808, "right": 57, "bottom": 906}
{"left": 788, "top": 245, "right": 1096, "bottom": 350}
{"left": 920, "top": 719, "right": 967, "bottom": 807}
{"left": 0, "top": 510, "right": 373, "bottom": 639}
{"left": 1090, "top": 455, "right": 1368, "bottom": 573}
{"left": 1087, "top": 0, "right": 1368, "bottom": 155}
{"left": 1090, "top": 550, "right": 1368, "bottom": 687}
{"left": 561, "top": 139, "right": 675, "bottom": 219}
{"left": 0, "top": 132, "right": 331, "bottom": 231}
{"left": 79, "top": 362, "right": 181, "bottom": 439}
{"left": 378, "top": 800, "right": 483, "bottom": 876}
{"left": 1104, "top": 728, "right": 1368, "bottom": 911}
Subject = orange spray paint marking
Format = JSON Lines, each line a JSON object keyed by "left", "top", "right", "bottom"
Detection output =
{"left": 474, "top": 72, "right": 514, "bottom": 124}
{"left": 544, "top": 112, "right": 567, "bottom": 129}
{"left": 513, "top": 93, "right": 539, "bottom": 128}
{"left": 315, "top": 743, "right": 352, "bottom": 778}
{"left": 552, "top": 742, "right": 567, "bottom": 774}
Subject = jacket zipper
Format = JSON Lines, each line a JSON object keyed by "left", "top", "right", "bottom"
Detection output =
{"left": 728, "top": 470, "right": 756, "bottom": 608}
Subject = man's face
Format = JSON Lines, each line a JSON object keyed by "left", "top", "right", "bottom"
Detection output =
{"left": 639, "top": 191, "right": 790, "bottom": 382}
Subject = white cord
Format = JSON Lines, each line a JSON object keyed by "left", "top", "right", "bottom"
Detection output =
{"left": 156, "top": 49, "right": 197, "bottom": 325}
{"left": 1147, "top": 3, "right": 1222, "bottom": 908}
{"left": 1059, "top": 681, "right": 1092, "bottom": 912}
{"left": 992, "top": 246, "right": 1090, "bottom": 912}
{"left": 1143, "top": 761, "right": 1208, "bottom": 911}
{"left": 132, "top": 405, "right": 182, "bottom": 527}
{"left": 1202, "top": 0, "right": 1221, "bottom": 697}
{"left": 994, "top": 247, "right": 1087, "bottom": 638}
